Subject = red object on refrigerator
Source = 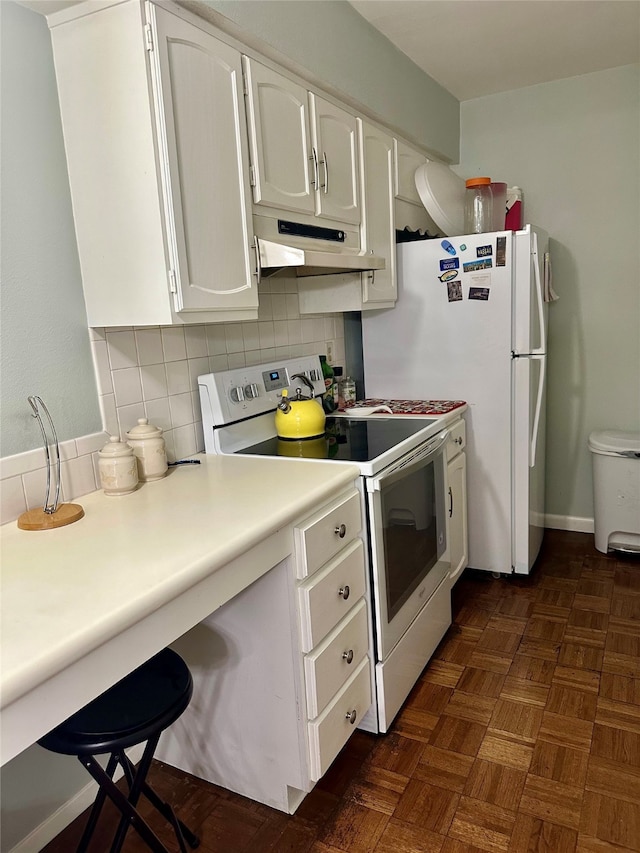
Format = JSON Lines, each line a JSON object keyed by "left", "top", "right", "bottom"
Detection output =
{"left": 505, "top": 187, "right": 523, "bottom": 230}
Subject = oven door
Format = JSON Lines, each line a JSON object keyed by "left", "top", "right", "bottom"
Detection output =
{"left": 366, "top": 430, "right": 450, "bottom": 661}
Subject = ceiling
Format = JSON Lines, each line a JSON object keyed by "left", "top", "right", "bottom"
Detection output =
{"left": 349, "top": 0, "right": 640, "bottom": 100}
{"left": 20, "top": 0, "right": 640, "bottom": 102}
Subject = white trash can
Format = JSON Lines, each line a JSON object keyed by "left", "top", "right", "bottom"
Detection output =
{"left": 588, "top": 430, "right": 640, "bottom": 554}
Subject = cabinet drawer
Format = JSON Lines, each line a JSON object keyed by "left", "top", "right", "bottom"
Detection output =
{"left": 298, "top": 539, "right": 366, "bottom": 652}
{"left": 447, "top": 418, "right": 466, "bottom": 460}
{"left": 307, "top": 656, "right": 371, "bottom": 781}
{"left": 304, "top": 599, "right": 369, "bottom": 719}
{"left": 295, "top": 489, "right": 361, "bottom": 579}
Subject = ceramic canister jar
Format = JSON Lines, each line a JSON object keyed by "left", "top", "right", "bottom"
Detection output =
{"left": 125, "top": 418, "right": 168, "bottom": 481}
{"left": 98, "top": 436, "right": 139, "bottom": 495}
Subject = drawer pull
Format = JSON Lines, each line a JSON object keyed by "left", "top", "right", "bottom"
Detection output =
{"left": 338, "top": 585, "right": 350, "bottom": 600}
{"left": 345, "top": 709, "right": 357, "bottom": 725}
{"left": 334, "top": 523, "right": 347, "bottom": 538}
{"left": 342, "top": 649, "right": 354, "bottom": 664}
{"left": 454, "top": 436, "right": 463, "bottom": 445}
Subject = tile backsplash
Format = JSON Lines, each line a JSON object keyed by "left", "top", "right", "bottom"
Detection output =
{"left": 0, "top": 275, "right": 345, "bottom": 524}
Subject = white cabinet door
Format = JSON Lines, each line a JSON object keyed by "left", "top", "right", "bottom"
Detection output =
{"left": 151, "top": 6, "right": 257, "bottom": 315}
{"left": 394, "top": 138, "right": 427, "bottom": 206}
{"left": 243, "top": 61, "right": 360, "bottom": 227}
{"left": 447, "top": 450, "right": 468, "bottom": 586}
{"left": 310, "top": 94, "right": 360, "bottom": 225}
{"left": 359, "top": 120, "right": 396, "bottom": 306}
{"left": 243, "top": 58, "right": 315, "bottom": 216}
{"left": 49, "top": 1, "right": 257, "bottom": 326}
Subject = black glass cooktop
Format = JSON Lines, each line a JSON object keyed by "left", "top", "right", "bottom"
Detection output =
{"left": 236, "top": 416, "right": 434, "bottom": 463}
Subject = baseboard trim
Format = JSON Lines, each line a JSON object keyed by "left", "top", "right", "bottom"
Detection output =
{"left": 545, "top": 514, "right": 594, "bottom": 534}
{"left": 9, "top": 744, "right": 145, "bottom": 853}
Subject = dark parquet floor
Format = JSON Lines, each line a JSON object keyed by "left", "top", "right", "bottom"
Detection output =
{"left": 42, "top": 530, "right": 640, "bottom": 852}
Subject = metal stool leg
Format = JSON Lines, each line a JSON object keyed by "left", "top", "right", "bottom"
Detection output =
{"left": 76, "top": 753, "right": 119, "bottom": 853}
{"left": 80, "top": 752, "right": 170, "bottom": 853}
{"left": 109, "top": 735, "right": 162, "bottom": 853}
{"left": 120, "top": 752, "right": 199, "bottom": 850}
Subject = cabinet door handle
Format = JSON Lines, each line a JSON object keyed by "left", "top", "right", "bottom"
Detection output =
{"left": 342, "top": 649, "right": 354, "bottom": 664}
{"left": 345, "top": 709, "right": 357, "bottom": 725}
{"left": 454, "top": 436, "right": 463, "bottom": 445}
{"left": 335, "top": 523, "right": 346, "bottom": 538}
{"left": 338, "top": 585, "right": 350, "bottom": 600}
{"left": 309, "top": 147, "right": 319, "bottom": 189}
{"left": 320, "top": 151, "right": 329, "bottom": 193}
{"left": 253, "top": 237, "right": 262, "bottom": 285}
{"left": 448, "top": 486, "right": 454, "bottom": 518}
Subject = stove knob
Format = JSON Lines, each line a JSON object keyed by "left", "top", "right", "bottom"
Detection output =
{"left": 244, "top": 383, "right": 260, "bottom": 399}
{"left": 229, "top": 385, "right": 245, "bottom": 403}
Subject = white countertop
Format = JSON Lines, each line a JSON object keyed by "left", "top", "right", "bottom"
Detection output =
{"left": 0, "top": 454, "right": 359, "bottom": 764}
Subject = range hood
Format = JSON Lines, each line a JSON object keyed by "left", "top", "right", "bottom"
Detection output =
{"left": 257, "top": 237, "right": 386, "bottom": 278}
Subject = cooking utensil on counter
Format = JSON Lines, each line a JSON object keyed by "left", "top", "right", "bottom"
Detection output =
{"left": 17, "top": 396, "right": 84, "bottom": 530}
{"left": 275, "top": 373, "right": 326, "bottom": 440}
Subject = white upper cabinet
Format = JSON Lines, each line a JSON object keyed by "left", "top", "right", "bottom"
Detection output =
{"left": 49, "top": 1, "right": 257, "bottom": 326}
{"left": 244, "top": 58, "right": 360, "bottom": 226}
{"left": 242, "top": 58, "right": 315, "bottom": 215}
{"left": 359, "top": 120, "right": 396, "bottom": 307}
{"left": 394, "top": 138, "right": 427, "bottom": 206}
{"left": 150, "top": 6, "right": 257, "bottom": 317}
{"left": 309, "top": 94, "right": 360, "bottom": 225}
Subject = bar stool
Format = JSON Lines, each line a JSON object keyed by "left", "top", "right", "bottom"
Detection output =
{"left": 38, "top": 648, "right": 199, "bottom": 853}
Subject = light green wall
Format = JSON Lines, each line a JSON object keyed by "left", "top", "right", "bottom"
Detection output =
{"left": 192, "top": 0, "right": 459, "bottom": 161}
{"left": 0, "top": 1, "right": 102, "bottom": 459}
{"left": 458, "top": 65, "right": 640, "bottom": 524}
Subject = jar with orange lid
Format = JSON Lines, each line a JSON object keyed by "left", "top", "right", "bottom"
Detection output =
{"left": 464, "top": 177, "right": 493, "bottom": 234}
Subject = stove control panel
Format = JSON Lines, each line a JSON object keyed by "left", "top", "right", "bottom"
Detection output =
{"left": 199, "top": 355, "right": 326, "bottom": 440}
{"left": 262, "top": 367, "right": 289, "bottom": 393}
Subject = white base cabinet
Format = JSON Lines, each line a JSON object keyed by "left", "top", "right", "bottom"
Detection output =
{"left": 156, "top": 486, "right": 371, "bottom": 813}
{"left": 49, "top": 0, "right": 257, "bottom": 326}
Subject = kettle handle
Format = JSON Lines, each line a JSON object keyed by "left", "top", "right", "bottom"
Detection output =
{"left": 290, "top": 373, "right": 315, "bottom": 394}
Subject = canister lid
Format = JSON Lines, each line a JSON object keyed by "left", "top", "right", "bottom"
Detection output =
{"left": 465, "top": 177, "right": 492, "bottom": 187}
{"left": 588, "top": 429, "right": 640, "bottom": 455}
{"left": 125, "top": 418, "right": 163, "bottom": 439}
{"left": 99, "top": 436, "right": 135, "bottom": 457}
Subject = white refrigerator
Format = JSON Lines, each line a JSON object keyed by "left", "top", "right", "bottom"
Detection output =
{"left": 362, "top": 225, "right": 550, "bottom": 575}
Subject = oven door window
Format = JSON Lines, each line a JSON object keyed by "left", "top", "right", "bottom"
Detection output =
{"left": 367, "top": 438, "right": 448, "bottom": 660}
{"left": 382, "top": 458, "right": 444, "bottom": 620}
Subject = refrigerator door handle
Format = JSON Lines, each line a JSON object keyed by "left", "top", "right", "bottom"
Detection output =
{"left": 531, "top": 231, "right": 546, "bottom": 356}
{"left": 530, "top": 355, "right": 546, "bottom": 468}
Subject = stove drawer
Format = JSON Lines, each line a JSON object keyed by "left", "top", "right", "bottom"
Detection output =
{"left": 304, "top": 598, "right": 368, "bottom": 719}
{"left": 294, "top": 489, "right": 361, "bottom": 579}
{"left": 298, "top": 538, "right": 366, "bottom": 652}
{"left": 307, "top": 655, "right": 371, "bottom": 781}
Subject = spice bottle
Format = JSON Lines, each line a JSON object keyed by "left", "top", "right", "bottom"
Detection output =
{"left": 464, "top": 177, "right": 493, "bottom": 234}
{"left": 338, "top": 376, "right": 356, "bottom": 410}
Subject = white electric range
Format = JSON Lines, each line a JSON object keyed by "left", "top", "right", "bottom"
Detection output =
{"left": 199, "top": 354, "right": 464, "bottom": 732}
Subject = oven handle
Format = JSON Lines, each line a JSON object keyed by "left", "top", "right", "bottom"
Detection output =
{"left": 367, "top": 430, "right": 449, "bottom": 492}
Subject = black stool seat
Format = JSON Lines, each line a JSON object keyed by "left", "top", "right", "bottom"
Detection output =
{"left": 39, "top": 648, "right": 199, "bottom": 853}
{"left": 40, "top": 647, "right": 193, "bottom": 755}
